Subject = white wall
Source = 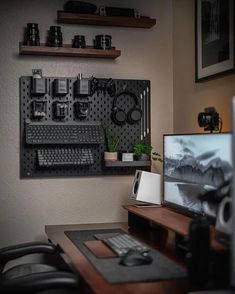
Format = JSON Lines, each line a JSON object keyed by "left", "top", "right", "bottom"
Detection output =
{"left": 0, "top": 0, "right": 173, "bottom": 246}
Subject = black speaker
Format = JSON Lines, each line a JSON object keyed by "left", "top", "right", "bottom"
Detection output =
{"left": 187, "top": 217, "right": 210, "bottom": 283}
{"left": 216, "top": 196, "right": 232, "bottom": 235}
{"left": 111, "top": 91, "right": 142, "bottom": 126}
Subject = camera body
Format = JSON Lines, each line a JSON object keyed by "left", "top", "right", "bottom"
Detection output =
{"left": 198, "top": 107, "right": 219, "bottom": 132}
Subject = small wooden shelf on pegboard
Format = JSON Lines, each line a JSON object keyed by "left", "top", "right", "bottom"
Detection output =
{"left": 104, "top": 161, "right": 151, "bottom": 167}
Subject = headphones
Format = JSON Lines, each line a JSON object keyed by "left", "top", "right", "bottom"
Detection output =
{"left": 111, "top": 91, "right": 142, "bottom": 126}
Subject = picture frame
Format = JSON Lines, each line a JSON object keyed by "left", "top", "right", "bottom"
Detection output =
{"left": 195, "top": 0, "right": 235, "bottom": 82}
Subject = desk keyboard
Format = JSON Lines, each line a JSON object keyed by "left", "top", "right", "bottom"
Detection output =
{"left": 37, "top": 147, "right": 94, "bottom": 167}
{"left": 102, "top": 233, "right": 150, "bottom": 257}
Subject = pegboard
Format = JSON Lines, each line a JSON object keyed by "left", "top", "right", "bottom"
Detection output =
{"left": 20, "top": 75, "right": 151, "bottom": 178}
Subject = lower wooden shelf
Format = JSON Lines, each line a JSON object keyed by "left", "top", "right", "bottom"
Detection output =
{"left": 19, "top": 43, "right": 121, "bottom": 59}
{"left": 123, "top": 205, "right": 228, "bottom": 252}
{"left": 104, "top": 160, "right": 151, "bottom": 167}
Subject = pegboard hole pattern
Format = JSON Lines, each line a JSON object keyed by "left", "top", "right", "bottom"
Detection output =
{"left": 20, "top": 77, "right": 151, "bottom": 178}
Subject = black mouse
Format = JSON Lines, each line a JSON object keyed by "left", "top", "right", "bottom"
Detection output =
{"left": 119, "top": 249, "right": 153, "bottom": 266}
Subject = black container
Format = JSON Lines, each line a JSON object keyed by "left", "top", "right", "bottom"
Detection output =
{"left": 72, "top": 35, "right": 86, "bottom": 48}
{"left": 187, "top": 217, "right": 210, "bottom": 283}
{"left": 94, "top": 35, "right": 112, "bottom": 50}
{"left": 24, "top": 23, "right": 40, "bottom": 46}
{"left": 47, "top": 26, "right": 63, "bottom": 47}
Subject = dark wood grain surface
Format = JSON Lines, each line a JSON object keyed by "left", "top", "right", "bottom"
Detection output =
{"left": 57, "top": 11, "right": 156, "bottom": 28}
{"left": 19, "top": 43, "right": 121, "bottom": 59}
{"left": 123, "top": 205, "right": 228, "bottom": 252}
{"left": 45, "top": 223, "right": 190, "bottom": 294}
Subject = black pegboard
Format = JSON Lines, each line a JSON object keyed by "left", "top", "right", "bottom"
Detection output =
{"left": 20, "top": 76, "right": 151, "bottom": 178}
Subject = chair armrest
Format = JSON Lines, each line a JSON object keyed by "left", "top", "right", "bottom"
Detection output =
{"left": 0, "top": 242, "right": 57, "bottom": 264}
{"left": 1, "top": 271, "right": 79, "bottom": 292}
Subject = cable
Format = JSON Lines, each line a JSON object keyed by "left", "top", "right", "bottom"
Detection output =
{"left": 219, "top": 117, "right": 223, "bottom": 133}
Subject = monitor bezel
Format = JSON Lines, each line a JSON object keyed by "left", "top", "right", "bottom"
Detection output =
{"left": 163, "top": 132, "right": 232, "bottom": 224}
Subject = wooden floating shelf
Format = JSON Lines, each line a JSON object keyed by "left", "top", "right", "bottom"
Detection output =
{"left": 57, "top": 11, "right": 156, "bottom": 28}
{"left": 104, "top": 160, "right": 151, "bottom": 167}
{"left": 19, "top": 43, "right": 121, "bottom": 59}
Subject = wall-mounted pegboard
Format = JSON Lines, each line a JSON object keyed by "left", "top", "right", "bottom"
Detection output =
{"left": 20, "top": 74, "right": 151, "bottom": 178}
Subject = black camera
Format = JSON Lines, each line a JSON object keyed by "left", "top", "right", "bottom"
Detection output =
{"left": 198, "top": 107, "right": 220, "bottom": 133}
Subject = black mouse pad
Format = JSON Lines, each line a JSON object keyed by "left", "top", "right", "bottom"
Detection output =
{"left": 64, "top": 229, "right": 187, "bottom": 284}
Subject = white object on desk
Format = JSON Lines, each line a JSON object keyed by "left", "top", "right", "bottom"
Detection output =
{"left": 131, "top": 170, "right": 162, "bottom": 205}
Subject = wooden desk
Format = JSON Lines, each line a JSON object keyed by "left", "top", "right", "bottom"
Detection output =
{"left": 45, "top": 222, "right": 190, "bottom": 294}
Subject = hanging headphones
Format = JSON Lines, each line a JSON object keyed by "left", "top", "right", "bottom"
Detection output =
{"left": 111, "top": 91, "right": 142, "bottom": 126}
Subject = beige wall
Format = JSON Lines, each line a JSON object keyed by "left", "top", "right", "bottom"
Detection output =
{"left": 0, "top": 0, "right": 173, "bottom": 246}
{"left": 173, "top": 0, "right": 235, "bottom": 133}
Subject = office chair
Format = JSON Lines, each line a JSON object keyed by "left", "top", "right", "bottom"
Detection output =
{"left": 0, "top": 242, "right": 80, "bottom": 294}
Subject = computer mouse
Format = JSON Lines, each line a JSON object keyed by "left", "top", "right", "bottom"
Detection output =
{"left": 119, "top": 249, "right": 153, "bottom": 266}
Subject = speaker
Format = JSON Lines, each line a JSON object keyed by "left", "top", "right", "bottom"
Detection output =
{"left": 216, "top": 196, "right": 232, "bottom": 235}
{"left": 131, "top": 170, "right": 161, "bottom": 205}
{"left": 187, "top": 217, "right": 210, "bottom": 283}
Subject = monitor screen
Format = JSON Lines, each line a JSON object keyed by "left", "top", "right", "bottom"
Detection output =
{"left": 163, "top": 133, "right": 232, "bottom": 220}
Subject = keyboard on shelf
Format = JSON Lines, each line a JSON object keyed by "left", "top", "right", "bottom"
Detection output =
{"left": 25, "top": 120, "right": 104, "bottom": 145}
{"left": 102, "top": 233, "right": 150, "bottom": 257}
{"left": 37, "top": 147, "right": 94, "bottom": 167}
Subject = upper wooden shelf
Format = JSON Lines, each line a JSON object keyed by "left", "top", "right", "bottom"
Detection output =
{"left": 19, "top": 43, "right": 121, "bottom": 59}
{"left": 57, "top": 11, "right": 156, "bottom": 28}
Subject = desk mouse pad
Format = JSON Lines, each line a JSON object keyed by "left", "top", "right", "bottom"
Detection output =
{"left": 65, "top": 229, "right": 187, "bottom": 284}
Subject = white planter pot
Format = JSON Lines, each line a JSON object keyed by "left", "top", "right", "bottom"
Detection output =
{"left": 104, "top": 151, "right": 118, "bottom": 161}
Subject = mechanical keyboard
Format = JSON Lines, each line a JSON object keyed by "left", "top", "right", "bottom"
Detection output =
{"left": 37, "top": 147, "right": 94, "bottom": 167}
{"left": 25, "top": 120, "right": 104, "bottom": 144}
{"left": 102, "top": 233, "right": 150, "bottom": 257}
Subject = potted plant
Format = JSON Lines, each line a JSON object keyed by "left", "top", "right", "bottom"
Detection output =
{"left": 132, "top": 144, "right": 163, "bottom": 162}
{"left": 104, "top": 127, "right": 120, "bottom": 161}
{"left": 132, "top": 143, "right": 153, "bottom": 161}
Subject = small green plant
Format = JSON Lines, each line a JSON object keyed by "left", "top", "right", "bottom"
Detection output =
{"left": 132, "top": 143, "right": 153, "bottom": 156}
{"left": 105, "top": 127, "right": 120, "bottom": 152}
{"left": 133, "top": 143, "right": 163, "bottom": 162}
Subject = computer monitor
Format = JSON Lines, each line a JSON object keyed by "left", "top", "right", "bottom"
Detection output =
{"left": 163, "top": 133, "right": 232, "bottom": 221}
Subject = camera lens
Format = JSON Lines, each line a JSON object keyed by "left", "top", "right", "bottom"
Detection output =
{"left": 47, "top": 26, "right": 63, "bottom": 47}
{"left": 24, "top": 23, "right": 40, "bottom": 46}
{"left": 50, "top": 26, "right": 61, "bottom": 32}
{"left": 198, "top": 107, "right": 220, "bottom": 132}
{"left": 72, "top": 35, "right": 86, "bottom": 48}
{"left": 94, "top": 35, "right": 112, "bottom": 49}
{"left": 198, "top": 112, "right": 210, "bottom": 127}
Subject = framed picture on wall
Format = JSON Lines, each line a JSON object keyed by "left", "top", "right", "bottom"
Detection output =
{"left": 195, "top": 0, "right": 235, "bottom": 82}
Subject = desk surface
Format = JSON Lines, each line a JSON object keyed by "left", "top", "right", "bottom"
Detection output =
{"left": 45, "top": 223, "right": 190, "bottom": 294}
